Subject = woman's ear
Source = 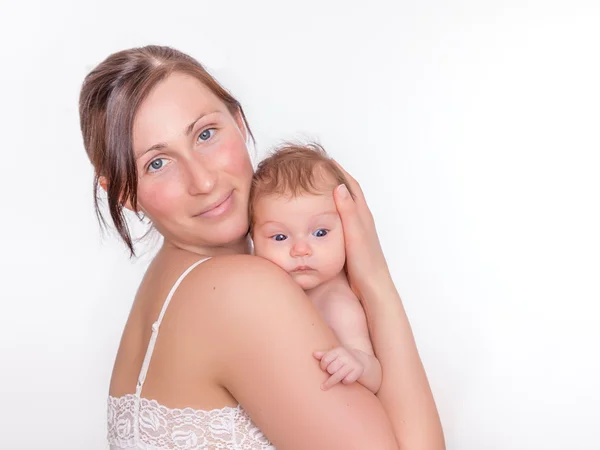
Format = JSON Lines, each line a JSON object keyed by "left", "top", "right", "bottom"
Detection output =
{"left": 98, "top": 175, "right": 137, "bottom": 212}
{"left": 99, "top": 175, "right": 108, "bottom": 193}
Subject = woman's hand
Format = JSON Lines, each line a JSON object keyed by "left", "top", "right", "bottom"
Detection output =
{"left": 333, "top": 162, "right": 391, "bottom": 299}
{"left": 334, "top": 164, "right": 447, "bottom": 450}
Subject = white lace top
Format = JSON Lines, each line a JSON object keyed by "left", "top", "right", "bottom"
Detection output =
{"left": 107, "top": 258, "right": 276, "bottom": 450}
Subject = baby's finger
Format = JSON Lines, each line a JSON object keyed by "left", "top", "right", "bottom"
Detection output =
{"left": 326, "top": 358, "right": 344, "bottom": 375}
{"left": 321, "top": 366, "right": 353, "bottom": 391}
{"left": 320, "top": 354, "right": 338, "bottom": 372}
{"left": 319, "top": 350, "right": 339, "bottom": 371}
{"left": 313, "top": 351, "right": 325, "bottom": 360}
{"left": 342, "top": 368, "right": 362, "bottom": 385}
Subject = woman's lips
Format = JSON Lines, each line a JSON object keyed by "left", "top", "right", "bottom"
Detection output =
{"left": 195, "top": 191, "right": 234, "bottom": 218}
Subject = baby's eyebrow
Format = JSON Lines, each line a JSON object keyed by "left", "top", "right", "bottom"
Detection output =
{"left": 254, "top": 220, "right": 286, "bottom": 228}
{"left": 255, "top": 212, "right": 338, "bottom": 229}
{"left": 311, "top": 211, "right": 339, "bottom": 219}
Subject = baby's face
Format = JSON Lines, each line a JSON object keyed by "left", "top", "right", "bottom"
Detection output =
{"left": 252, "top": 189, "right": 346, "bottom": 291}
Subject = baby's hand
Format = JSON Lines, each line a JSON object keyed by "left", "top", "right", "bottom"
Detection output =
{"left": 313, "top": 347, "right": 365, "bottom": 390}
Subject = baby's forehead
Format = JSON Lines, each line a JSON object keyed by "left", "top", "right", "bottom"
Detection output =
{"left": 258, "top": 187, "right": 335, "bottom": 207}
{"left": 310, "top": 165, "right": 340, "bottom": 187}
{"left": 254, "top": 190, "right": 338, "bottom": 219}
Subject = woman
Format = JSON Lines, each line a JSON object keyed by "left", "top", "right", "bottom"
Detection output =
{"left": 80, "top": 45, "right": 445, "bottom": 449}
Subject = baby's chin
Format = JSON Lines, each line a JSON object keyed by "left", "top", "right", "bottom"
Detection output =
{"left": 289, "top": 272, "right": 323, "bottom": 291}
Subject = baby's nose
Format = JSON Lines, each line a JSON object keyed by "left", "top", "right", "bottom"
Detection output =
{"left": 290, "top": 241, "right": 312, "bottom": 257}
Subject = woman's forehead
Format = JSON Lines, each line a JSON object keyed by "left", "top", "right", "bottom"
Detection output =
{"left": 132, "top": 72, "right": 226, "bottom": 153}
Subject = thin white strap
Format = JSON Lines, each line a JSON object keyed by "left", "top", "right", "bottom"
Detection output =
{"left": 135, "top": 257, "right": 211, "bottom": 397}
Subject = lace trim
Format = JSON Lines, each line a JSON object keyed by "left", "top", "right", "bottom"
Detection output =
{"left": 108, "top": 395, "right": 275, "bottom": 449}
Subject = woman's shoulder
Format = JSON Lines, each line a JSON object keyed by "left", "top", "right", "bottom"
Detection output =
{"left": 168, "top": 254, "right": 305, "bottom": 323}
{"left": 212, "top": 253, "right": 282, "bottom": 270}
{"left": 204, "top": 253, "right": 276, "bottom": 270}
{"left": 182, "top": 254, "right": 296, "bottom": 294}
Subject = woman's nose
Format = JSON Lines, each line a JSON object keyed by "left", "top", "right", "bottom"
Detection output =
{"left": 185, "top": 157, "right": 216, "bottom": 195}
{"left": 290, "top": 240, "right": 312, "bottom": 258}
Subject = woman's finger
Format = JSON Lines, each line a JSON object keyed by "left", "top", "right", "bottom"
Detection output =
{"left": 332, "top": 160, "right": 365, "bottom": 204}
{"left": 333, "top": 184, "right": 361, "bottom": 234}
{"left": 333, "top": 160, "right": 374, "bottom": 221}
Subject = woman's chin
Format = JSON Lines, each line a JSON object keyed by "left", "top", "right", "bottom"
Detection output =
{"left": 210, "top": 218, "right": 250, "bottom": 246}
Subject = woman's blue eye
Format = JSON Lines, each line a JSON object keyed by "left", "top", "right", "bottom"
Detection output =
{"left": 148, "top": 158, "right": 165, "bottom": 172}
{"left": 272, "top": 234, "right": 287, "bottom": 242}
{"left": 197, "top": 128, "right": 215, "bottom": 143}
{"left": 313, "top": 229, "right": 329, "bottom": 238}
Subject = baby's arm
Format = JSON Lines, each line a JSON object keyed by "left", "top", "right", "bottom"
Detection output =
{"left": 343, "top": 331, "right": 382, "bottom": 394}
{"left": 315, "top": 292, "right": 382, "bottom": 393}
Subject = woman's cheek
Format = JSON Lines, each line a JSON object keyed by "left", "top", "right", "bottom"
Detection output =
{"left": 217, "top": 134, "right": 252, "bottom": 178}
{"left": 138, "top": 177, "right": 183, "bottom": 219}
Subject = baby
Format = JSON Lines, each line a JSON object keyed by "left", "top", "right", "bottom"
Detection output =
{"left": 250, "top": 143, "right": 382, "bottom": 393}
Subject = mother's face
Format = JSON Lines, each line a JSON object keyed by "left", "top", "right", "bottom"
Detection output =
{"left": 132, "top": 72, "right": 253, "bottom": 251}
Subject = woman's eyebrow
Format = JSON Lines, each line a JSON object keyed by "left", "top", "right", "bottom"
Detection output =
{"left": 184, "top": 112, "right": 208, "bottom": 136}
{"left": 137, "top": 142, "right": 166, "bottom": 159}
{"left": 137, "top": 111, "right": 217, "bottom": 159}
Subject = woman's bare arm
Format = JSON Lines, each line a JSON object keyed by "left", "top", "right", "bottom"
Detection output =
{"left": 199, "top": 255, "right": 401, "bottom": 450}
{"left": 333, "top": 171, "right": 446, "bottom": 450}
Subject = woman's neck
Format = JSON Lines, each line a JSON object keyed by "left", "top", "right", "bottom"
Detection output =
{"left": 163, "top": 234, "right": 252, "bottom": 258}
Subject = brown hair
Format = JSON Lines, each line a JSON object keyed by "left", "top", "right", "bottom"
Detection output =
{"left": 249, "top": 142, "right": 353, "bottom": 230}
{"left": 79, "top": 45, "right": 254, "bottom": 256}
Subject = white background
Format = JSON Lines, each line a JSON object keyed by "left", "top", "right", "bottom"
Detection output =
{"left": 1, "top": 1, "right": 599, "bottom": 448}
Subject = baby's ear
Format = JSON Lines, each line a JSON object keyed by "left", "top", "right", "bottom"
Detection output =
{"left": 98, "top": 175, "right": 136, "bottom": 212}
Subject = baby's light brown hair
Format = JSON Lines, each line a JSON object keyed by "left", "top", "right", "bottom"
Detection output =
{"left": 249, "top": 142, "right": 353, "bottom": 233}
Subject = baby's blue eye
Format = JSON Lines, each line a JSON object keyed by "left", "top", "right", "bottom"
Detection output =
{"left": 197, "top": 128, "right": 215, "bottom": 143}
{"left": 272, "top": 234, "right": 287, "bottom": 242}
{"left": 148, "top": 158, "right": 164, "bottom": 172}
{"left": 313, "top": 229, "right": 329, "bottom": 237}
